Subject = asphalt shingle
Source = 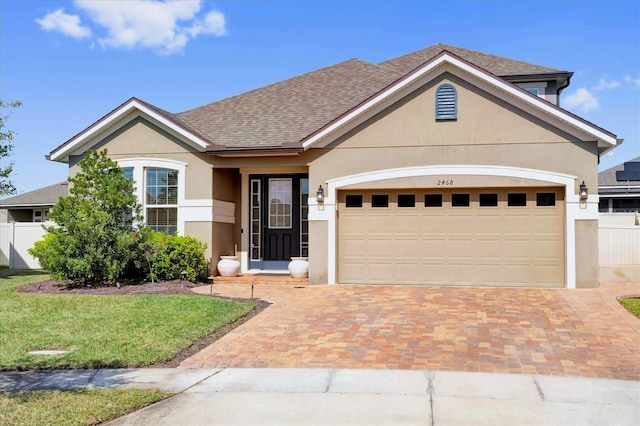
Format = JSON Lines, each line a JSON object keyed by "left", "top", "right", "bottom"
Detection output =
{"left": 0, "top": 182, "right": 68, "bottom": 206}
{"left": 177, "top": 59, "right": 402, "bottom": 151}
{"left": 379, "top": 43, "right": 568, "bottom": 76}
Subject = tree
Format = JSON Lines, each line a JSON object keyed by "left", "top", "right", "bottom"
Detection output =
{"left": 30, "top": 149, "right": 143, "bottom": 285}
{"left": 0, "top": 100, "right": 22, "bottom": 197}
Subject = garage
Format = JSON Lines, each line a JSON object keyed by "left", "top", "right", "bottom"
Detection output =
{"left": 337, "top": 187, "right": 565, "bottom": 287}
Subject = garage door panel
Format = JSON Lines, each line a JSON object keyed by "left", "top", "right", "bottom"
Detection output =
{"left": 338, "top": 187, "right": 564, "bottom": 287}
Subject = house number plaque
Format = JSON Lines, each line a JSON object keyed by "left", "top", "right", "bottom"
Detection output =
{"left": 436, "top": 179, "right": 454, "bottom": 186}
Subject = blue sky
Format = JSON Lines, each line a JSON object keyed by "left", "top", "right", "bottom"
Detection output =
{"left": 1, "top": 0, "right": 638, "bottom": 195}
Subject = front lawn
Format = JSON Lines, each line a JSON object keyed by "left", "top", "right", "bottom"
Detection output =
{"left": 0, "top": 269, "right": 254, "bottom": 370}
{"left": 0, "top": 388, "right": 170, "bottom": 425}
{"left": 619, "top": 298, "right": 640, "bottom": 319}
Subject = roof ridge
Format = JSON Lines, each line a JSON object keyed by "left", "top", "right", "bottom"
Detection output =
{"left": 379, "top": 43, "right": 569, "bottom": 76}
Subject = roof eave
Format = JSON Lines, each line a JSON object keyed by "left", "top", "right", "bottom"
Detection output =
{"left": 302, "top": 51, "right": 617, "bottom": 150}
{"left": 207, "top": 146, "right": 304, "bottom": 157}
{"left": 48, "top": 98, "right": 211, "bottom": 163}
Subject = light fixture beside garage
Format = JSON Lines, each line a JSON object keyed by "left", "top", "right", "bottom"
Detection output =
{"left": 316, "top": 185, "right": 325, "bottom": 203}
{"left": 579, "top": 181, "right": 588, "bottom": 200}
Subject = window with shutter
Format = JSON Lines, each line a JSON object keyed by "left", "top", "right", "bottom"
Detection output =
{"left": 435, "top": 84, "right": 457, "bottom": 120}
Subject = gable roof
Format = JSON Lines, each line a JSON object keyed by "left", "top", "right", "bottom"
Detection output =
{"left": 48, "top": 98, "right": 211, "bottom": 163}
{"left": 177, "top": 59, "right": 402, "bottom": 152}
{"left": 599, "top": 156, "right": 640, "bottom": 187}
{"left": 302, "top": 51, "right": 617, "bottom": 151}
{"left": 0, "top": 182, "right": 68, "bottom": 207}
{"left": 48, "top": 43, "right": 616, "bottom": 161}
{"left": 379, "top": 43, "right": 570, "bottom": 77}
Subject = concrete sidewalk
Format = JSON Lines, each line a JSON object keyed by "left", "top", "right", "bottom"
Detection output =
{"left": 1, "top": 368, "right": 638, "bottom": 425}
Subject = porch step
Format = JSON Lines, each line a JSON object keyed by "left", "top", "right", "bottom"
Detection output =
{"left": 209, "top": 274, "right": 309, "bottom": 286}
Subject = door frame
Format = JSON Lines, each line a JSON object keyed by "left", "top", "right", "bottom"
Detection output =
{"left": 248, "top": 173, "right": 309, "bottom": 270}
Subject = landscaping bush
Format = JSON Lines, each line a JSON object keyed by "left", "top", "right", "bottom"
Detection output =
{"left": 29, "top": 149, "right": 209, "bottom": 286}
{"left": 138, "top": 230, "right": 208, "bottom": 282}
{"left": 29, "top": 150, "right": 142, "bottom": 285}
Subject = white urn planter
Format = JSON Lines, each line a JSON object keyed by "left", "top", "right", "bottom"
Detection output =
{"left": 288, "top": 257, "right": 309, "bottom": 279}
{"left": 217, "top": 256, "right": 241, "bottom": 277}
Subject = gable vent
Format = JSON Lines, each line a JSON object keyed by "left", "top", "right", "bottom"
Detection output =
{"left": 435, "top": 84, "right": 457, "bottom": 120}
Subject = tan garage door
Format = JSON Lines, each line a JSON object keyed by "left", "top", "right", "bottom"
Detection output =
{"left": 337, "top": 188, "right": 565, "bottom": 287}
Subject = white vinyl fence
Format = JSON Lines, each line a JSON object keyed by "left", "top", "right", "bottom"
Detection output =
{"left": 599, "top": 225, "right": 640, "bottom": 267}
{"left": 0, "top": 223, "right": 46, "bottom": 269}
{"left": 2, "top": 220, "right": 639, "bottom": 276}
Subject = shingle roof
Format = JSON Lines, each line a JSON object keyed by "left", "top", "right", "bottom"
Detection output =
{"left": 177, "top": 59, "right": 402, "bottom": 150}
{"left": 599, "top": 157, "right": 640, "bottom": 187}
{"left": 379, "top": 43, "right": 568, "bottom": 77}
{"left": 0, "top": 182, "right": 68, "bottom": 207}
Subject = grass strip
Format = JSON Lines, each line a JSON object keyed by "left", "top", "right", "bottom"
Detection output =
{"left": 619, "top": 298, "right": 640, "bottom": 318}
{"left": 0, "top": 388, "right": 170, "bottom": 425}
{"left": 0, "top": 270, "right": 254, "bottom": 370}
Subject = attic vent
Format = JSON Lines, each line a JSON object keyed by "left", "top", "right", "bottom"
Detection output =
{"left": 435, "top": 84, "right": 457, "bottom": 120}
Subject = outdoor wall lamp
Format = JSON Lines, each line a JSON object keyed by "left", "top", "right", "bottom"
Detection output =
{"left": 316, "top": 185, "right": 325, "bottom": 203}
{"left": 579, "top": 181, "right": 588, "bottom": 200}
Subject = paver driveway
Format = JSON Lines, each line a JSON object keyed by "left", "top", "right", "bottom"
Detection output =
{"left": 182, "top": 281, "right": 640, "bottom": 380}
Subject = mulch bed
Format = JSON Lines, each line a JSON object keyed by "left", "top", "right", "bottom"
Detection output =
{"left": 17, "top": 279, "right": 270, "bottom": 368}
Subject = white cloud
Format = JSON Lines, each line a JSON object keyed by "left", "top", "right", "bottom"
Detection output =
{"left": 36, "top": 1, "right": 226, "bottom": 55}
{"left": 563, "top": 87, "right": 599, "bottom": 112}
{"left": 625, "top": 75, "right": 640, "bottom": 89}
{"left": 592, "top": 78, "right": 621, "bottom": 91}
{"left": 35, "top": 9, "right": 92, "bottom": 39}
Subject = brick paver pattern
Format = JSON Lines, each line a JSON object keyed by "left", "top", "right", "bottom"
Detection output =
{"left": 182, "top": 281, "right": 640, "bottom": 380}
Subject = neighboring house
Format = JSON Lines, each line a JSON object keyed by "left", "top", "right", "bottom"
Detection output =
{"left": 46, "top": 44, "right": 620, "bottom": 289}
{"left": 598, "top": 157, "right": 640, "bottom": 213}
{"left": 0, "top": 182, "right": 68, "bottom": 223}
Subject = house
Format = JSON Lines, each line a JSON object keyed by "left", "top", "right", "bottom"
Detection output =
{"left": 0, "top": 181, "right": 68, "bottom": 223}
{"left": 46, "top": 44, "right": 620, "bottom": 288}
{"left": 598, "top": 157, "right": 640, "bottom": 214}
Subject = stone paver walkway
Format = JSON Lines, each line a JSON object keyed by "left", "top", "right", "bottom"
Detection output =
{"left": 182, "top": 281, "right": 640, "bottom": 380}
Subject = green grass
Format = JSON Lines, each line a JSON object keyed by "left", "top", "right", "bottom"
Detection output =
{"left": 620, "top": 298, "right": 640, "bottom": 318}
{"left": 0, "top": 388, "right": 170, "bottom": 425}
{"left": 0, "top": 269, "right": 254, "bottom": 370}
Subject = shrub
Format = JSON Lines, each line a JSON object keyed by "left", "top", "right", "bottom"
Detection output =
{"left": 135, "top": 230, "right": 208, "bottom": 282}
{"left": 29, "top": 150, "right": 142, "bottom": 285}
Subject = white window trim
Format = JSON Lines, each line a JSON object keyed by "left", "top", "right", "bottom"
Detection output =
{"left": 116, "top": 158, "right": 212, "bottom": 234}
{"left": 308, "top": 165, "right": 595, "bottom": 289}
{"left": 515, "top": 82, "right": 548, "bottom": 99}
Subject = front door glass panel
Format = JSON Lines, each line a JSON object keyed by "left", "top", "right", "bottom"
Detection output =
{"left": 269, "top": 178, "right": 292, "bottom": 229}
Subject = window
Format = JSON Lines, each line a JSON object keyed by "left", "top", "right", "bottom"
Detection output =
{"left": 451, "top": 193, "right": 470, "bottom": 207}
{"left": 536, "top": 192, "right": 556, "bottom": 207}
{"left": 146, "top": 167, "right": 178, "bottom": 234}
{"left": 345, "top": 194, "right": 363, "bottom": 208}
{"left": 398, "top": 194, "right": 415, "bottom": 208}
{"left": 269, "top": 178, "right": 292, "bottom": 228}
{"left": 300, "top": 179, "right": 309, "bottom": 257}
{"left": 612, "top": 198, "right": 640, "bottom": 213}
{"left": 479, "top": 193, "right": 498, "bottom": 207}
{"left": 425, "top": 194, "right": 443, "bottom": 207}
{"left": 435, "top": 84, "right": 457, "bottom": 120}
{"left": 371, "top": 194, "right": 389, "bottom": 208}
{"left": 250, "top": 179, "right": 261, "bottom": 260}
{"left": 598, "top": 198, "right": 611, "bottom": 213}
{"left": 33, "top": 209, "right": 49, "bottom": 222}
{"left": 516, "top": 82, "right": 547, "bottom": 99}
{"left": 508, "top": 193, "right": 527, "bottom": 207}
{"left": 122, "top": 167, "right": 133, "bottom": 180}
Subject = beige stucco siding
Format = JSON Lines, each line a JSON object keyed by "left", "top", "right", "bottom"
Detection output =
{"left": 311, "top": 74, "right": 598, "bottom": 190}
{"left": 70, "top": 117, "right": 214, "bottom": 200}
{"left": 575, "top": 220, "right": 599, "bottom": 288}
{"left": 307, "top": 72, "right": 599, "bottom": 288}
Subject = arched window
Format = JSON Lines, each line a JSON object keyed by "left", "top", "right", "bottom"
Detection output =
{"left": 435, "top": 84, "right": 457, "bottom": 120}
